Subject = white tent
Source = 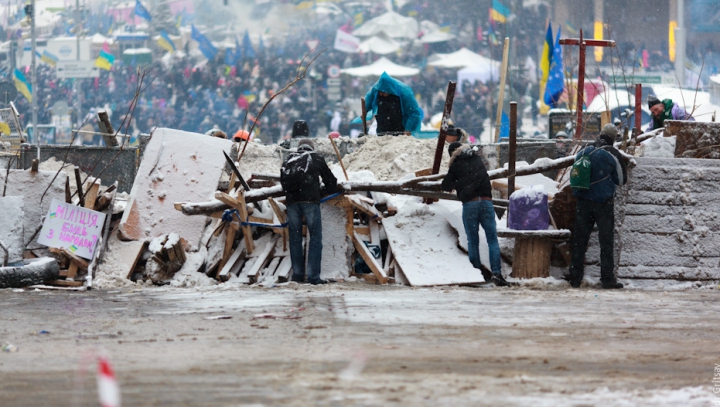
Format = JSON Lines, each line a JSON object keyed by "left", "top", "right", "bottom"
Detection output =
{"left": 457, "top": 65, "right": 500, "bottom": 89}
{"left": 340, "top": 57, "right": 419, "bottom": 77}
{"left": 352, "top": 11, "right": 419, "bottom": 40}
{"left": 428, "top": 47, "right": 499, "bottom": 69}
{"left": 358, "top": 33, "right": 402, "bottom": 55}
{"left": 416, "top": 20, "right": 456, "bottom": 44}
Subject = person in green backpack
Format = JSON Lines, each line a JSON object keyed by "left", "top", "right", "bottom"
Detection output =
{"left": 568, "top": 124, "right": 628, "bottom": 289}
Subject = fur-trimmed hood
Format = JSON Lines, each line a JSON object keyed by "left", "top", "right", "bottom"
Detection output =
{"left": 449, "top": 144, "right": 479, "bottom": 166}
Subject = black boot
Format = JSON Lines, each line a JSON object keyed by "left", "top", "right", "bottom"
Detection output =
{"left": 601, "top": 280, "right": 623, "bottom": 289}
{"left": 491, "top": 274, "right": 509, "bottom": 287}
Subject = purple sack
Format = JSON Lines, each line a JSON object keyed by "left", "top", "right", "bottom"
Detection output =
{"left": 508, "top": 185, "right": 550, "bottom": 230}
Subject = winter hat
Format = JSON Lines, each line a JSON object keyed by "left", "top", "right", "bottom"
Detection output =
{"left": 599, "top": 123, "right": 618, "bottom": 145}
{"left": 297, "top": 138, "right": 315, "bottom": 151}
{"left": 554, "top": 131, "right": 568, "bottom": 139}
{"left": 647, "top": 95, "right": 662, "bottom": 109}
{"left": 291, "top": 120, "right": 309, "bottom": 138}
{"left": 448, "top": 142, "right": 463, "bottom": 157}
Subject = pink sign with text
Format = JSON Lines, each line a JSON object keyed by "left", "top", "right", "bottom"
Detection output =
{"left": 37, "top": 199, "right": 107, "bottom": 260}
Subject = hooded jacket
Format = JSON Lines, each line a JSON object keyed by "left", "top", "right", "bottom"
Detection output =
{"left": 280, "top": 145, "right": 338, "bottom": 205}
{"left": 645, "top": 99, "right": 695, "bottom": 132}
{"left": 361, "top": 72, "right": 423, "bottom": 133}
{"left": 441, "top": 145, "right": 492, "bottom": 203}
{"left": 572, "top": 142, "right": 624, "bottom": 203}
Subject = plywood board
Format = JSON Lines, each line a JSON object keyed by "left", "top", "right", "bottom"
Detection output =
{"left": 0, "top": 170, "right": 66, "bottom": 249}
{"left": 382, "top": 203, "right": 484, "bottom": 286}
{"left": 118, "top": 128, "right": 233, "bottom": 250}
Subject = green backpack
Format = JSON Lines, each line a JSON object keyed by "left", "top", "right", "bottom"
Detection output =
{"left": 570, "top": 148, "right": 601, "bottom": 190}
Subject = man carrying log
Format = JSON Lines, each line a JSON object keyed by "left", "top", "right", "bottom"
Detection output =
{"left": 441, "top": 142, "right": 508, "bottom": 287}
{"left": 361, "top": 72, "right": 423, "bottom": 136}
{"left": 645, "top": 94, "right": 694, "bottom": 132}
{"left": 280, "top": 138, "right": 338, "bottom": 285}
{"left": 568, "top": 124, "right": 628, "bottom": 289}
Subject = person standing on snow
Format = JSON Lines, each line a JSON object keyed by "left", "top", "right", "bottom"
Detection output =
{"left": 645, "top": 94, "right": 694, "bottom": 133}
{"left": 361, "top": 72, "right": 423, "bottom": 136}
{"left": 280, "top": 138, "right": 338, "bottom": 285}
{"left": 441, "top": 142, "right": 508, "bottom": 287}
{"left": 568, "top": 124, "right": 628, "bottom": 289}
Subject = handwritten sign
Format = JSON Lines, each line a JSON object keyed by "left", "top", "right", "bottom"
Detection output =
{"left": 37, "top": 198, "right": 107, "bottom": 260}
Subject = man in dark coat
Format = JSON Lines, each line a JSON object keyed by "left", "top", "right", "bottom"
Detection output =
{"left": 280, "top": 138, "right": 338, "bottom": 284}
{"left": 569, "top": 124, "right": 628, "bottom": 289}
{"left": 441, "top": 142, "right": 507, "bottom": 286}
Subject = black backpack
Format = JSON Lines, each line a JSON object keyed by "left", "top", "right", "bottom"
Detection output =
{"left": 281, "top": 151, "right": 315, "bottom": 192}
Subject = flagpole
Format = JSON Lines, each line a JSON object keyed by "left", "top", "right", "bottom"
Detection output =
{"left": 75, "top": 0, "right": 82, "bottom": 136}
{"left": 30, "top": 0, "right": 37, "bottom": 158}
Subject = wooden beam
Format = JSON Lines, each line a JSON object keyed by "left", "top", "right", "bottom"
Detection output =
{"left": 245, "top": 235, "right": 279, "bottom": 283}
{"left": 84, "top": 179, "right": 101, "bottom": 209}
{"left": 494, "top": 37, "right": 510, "bottom": 143}
{"left": 352, "top": 232, "right": 388, "bottom": 284}
{"left": 268, "top": 198, "right": 288, "bottom": 251}
{"left": 217, "top": 238, "right": 246, "bottom": 281}
{"left": 236, "top": 189, "right": 255, "bottom": 254}
{"left": 431, "top": 81, "right": 457, "bottom": 175}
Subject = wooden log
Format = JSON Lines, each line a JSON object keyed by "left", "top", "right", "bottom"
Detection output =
{"left": 508, "top": 101, "right": 517, "bottom": 197}
{"left": 97, "top": 110, "right": 119, "bottom": 147}
{"left": 251, "top": 173, "right": 281, "bottom": 182}
{"left": 218, "top": 225, "right": 236, "bottom": 272}
{"left": 352, "top": 232, "right": 388, "bottom": 284}
{"left": 74, "top": 167, "right": 85, "bottom": 207}
{"left": 65, "top": 177, "right": 72, "bottom": 203}
{"left": 510, "top": 237, "right": 553, "bottom": 279}
{"left": 47, "top": 279, "right": 84, "bottom": 287}
{"left": 496, "top": 229, "right": 571, "bottom": 239}
{"left": 361, "top": 97, "right": 368, "bottom": 135}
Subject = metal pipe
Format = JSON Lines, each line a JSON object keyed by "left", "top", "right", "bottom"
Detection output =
{"left": 575, "top": 29, "right": 585, "bottom": 140}
{"left": 635, "top": 83, "right": 642, "bottom": 133}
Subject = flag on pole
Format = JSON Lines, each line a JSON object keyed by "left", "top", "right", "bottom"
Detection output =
{"left": 134, "top": 0, "right": 152, "bottom": 21}
{"left": 13, "top": 68, "right": 31, "bottom": 102}
{"left": 191, "top": 25, "right": 218, "bottom": 60}
{"left": 94, "top": 50, "right": 115, "bottom": 71}
{"left": 157, "top": 30, "right": 176, "bottom": 53}
{"left": 544, "top": 27, "right": 564, "bottom": 107}
{"left": 97, "top": 356, "right": 121, "bottom": 407}
{"left": 243, "top": 30, "right": 255, "bottom": 59}
{"left": 539, "top": 22, "right": 553, "bottom": 105}
{"left": 40, "top": 50, "right": 58, "bottom": 66}
{"left": 490, "top": 0, "right": 510, "bottom": 23}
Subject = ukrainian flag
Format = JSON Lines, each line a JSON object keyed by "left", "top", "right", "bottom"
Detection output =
{"left": 157, "top": 30, "right": 176, "bottom": 53}
{"left": 490, "top": 0, "right": 510, "bottom": 24}
{"left": 94, "top": 50, "right": 115, "bottom": 71}
{"left": 539, "top": 22, "right": 553, "bottom": 113}
{"left": 353, "top": 12, "right": 363, "bottom": 27}
{"left": 41, "top": 50, "right": 58, "bottom": 67}
{"left": 13, "top": 68, "right": 31, "bottom": 102}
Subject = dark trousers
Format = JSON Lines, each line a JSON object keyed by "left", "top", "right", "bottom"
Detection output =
{"left": 287, "top": 203, "right": 323, "bottom": 283}
{"left": 569, "top": 198, "right": 617, "bottom": 284}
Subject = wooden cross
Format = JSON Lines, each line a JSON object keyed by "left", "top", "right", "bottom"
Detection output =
{"left": 559, "top": 29, "right": 615, "bottom": 139}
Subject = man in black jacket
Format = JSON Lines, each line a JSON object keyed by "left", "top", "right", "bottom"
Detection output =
{"left": 280, "top": 138, "right": 338, "bottom": 284}
{"left": 441, "top": 142, "right": 508, "bottom": 286}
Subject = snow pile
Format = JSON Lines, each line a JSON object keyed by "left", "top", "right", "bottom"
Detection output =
{"left": 39, "top": 157, "right": 92, "bottom": 197}
{"left": 342, "top": 135, "right": 449, "bottom": 181}
{"left": 639, "top": 135, "right": 676, "bottom": 158}
{"left": 511, "top": 184, "right": 547, "bottom": 205}
{"left": 170, "top": 246, "right": 218, "bottom": 288}
{"left": 236, "top": 142, "right": 284, "bottom": 179}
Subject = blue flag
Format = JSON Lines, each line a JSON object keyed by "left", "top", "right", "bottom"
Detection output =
{"left": 135, "top": 0, "right": 152, "bottom": 21}
{"left": 499, "top": 110, "right": 509, "bottom": 139}
{"left": 243, "top": 30, "right": 255, "bottom": 59}
{"left": 191, "top": 25, "right": 218, "bottom": 60}
{"left": 544, "top": 27, "right": 564, "bottom": 108}
{"left": 224, "top": 45, "right": 237, "bottom": 66}
{"left": 235, "top": 36, "right": 242, "bottom": 61}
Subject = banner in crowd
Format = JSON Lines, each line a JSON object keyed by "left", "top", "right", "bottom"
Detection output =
{"left": 37, "top": 199, "right": 107, "bottom": 260}
{"left": 334, "top": 29, "right": 360, "bottom": 53}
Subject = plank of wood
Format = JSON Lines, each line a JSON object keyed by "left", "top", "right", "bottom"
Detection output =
{"left": 245, "top": 235, "right": 279, "bottom": 283}
{"left": 369, "top": 220, "right": 380, "bottom": 245}
{"left": 215, "top": 191, "right": 240, "bottom": 208}
{"left": 354, "top": 226, "right": 370, "bottom": 235}
{"left": 352, "top": 232, "right": 388, "bottom": 284}
{"left": 346, "top": 195, "right": 383, "bottom": 220}
{"left": 275, "top": 256, "right": 293, "bottom": 281}
{"left": 218, "top": 226, "right": 237, "bottom": 272}
{"left": 268, "top": 198, "right": 288, "bottom": 251}
{"left": 393, "top": 259, "right": 410, "bottom": 285}
{"left": 383, "top": 243, "right": 393, "bottom": 276}
{"left": 61, "top": 248, "right": 89, "bottom": 270}
{"left": 84, "top": 179, "right": 101, "bottom": 209}
{"left": 47, "top": 279, "right": 84, "bottom": 287}
{"left": 217, "top": 238, "right": 246, "bottom": 281}
{"left": 236, "top": 190, "right": 255, "bottom": 254}
{"left": 257, "top": 257, "right": 281, "bottom": 284}
{"left": 205, "top": 224, "right": 227, "bottom": 274}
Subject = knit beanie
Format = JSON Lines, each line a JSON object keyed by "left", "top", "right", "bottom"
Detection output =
{"left": 297, "top": 138, "right": 315, "bottom": 151}
{"left": 647, "top": 95, "right": 662, "bottom": 109}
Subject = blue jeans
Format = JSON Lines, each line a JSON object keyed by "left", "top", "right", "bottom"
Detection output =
{"left": 287, "top": 203, "right": 323, "bottom": 283}
{"left": 462, "top": 200, "right": 502, "bottom": 275}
